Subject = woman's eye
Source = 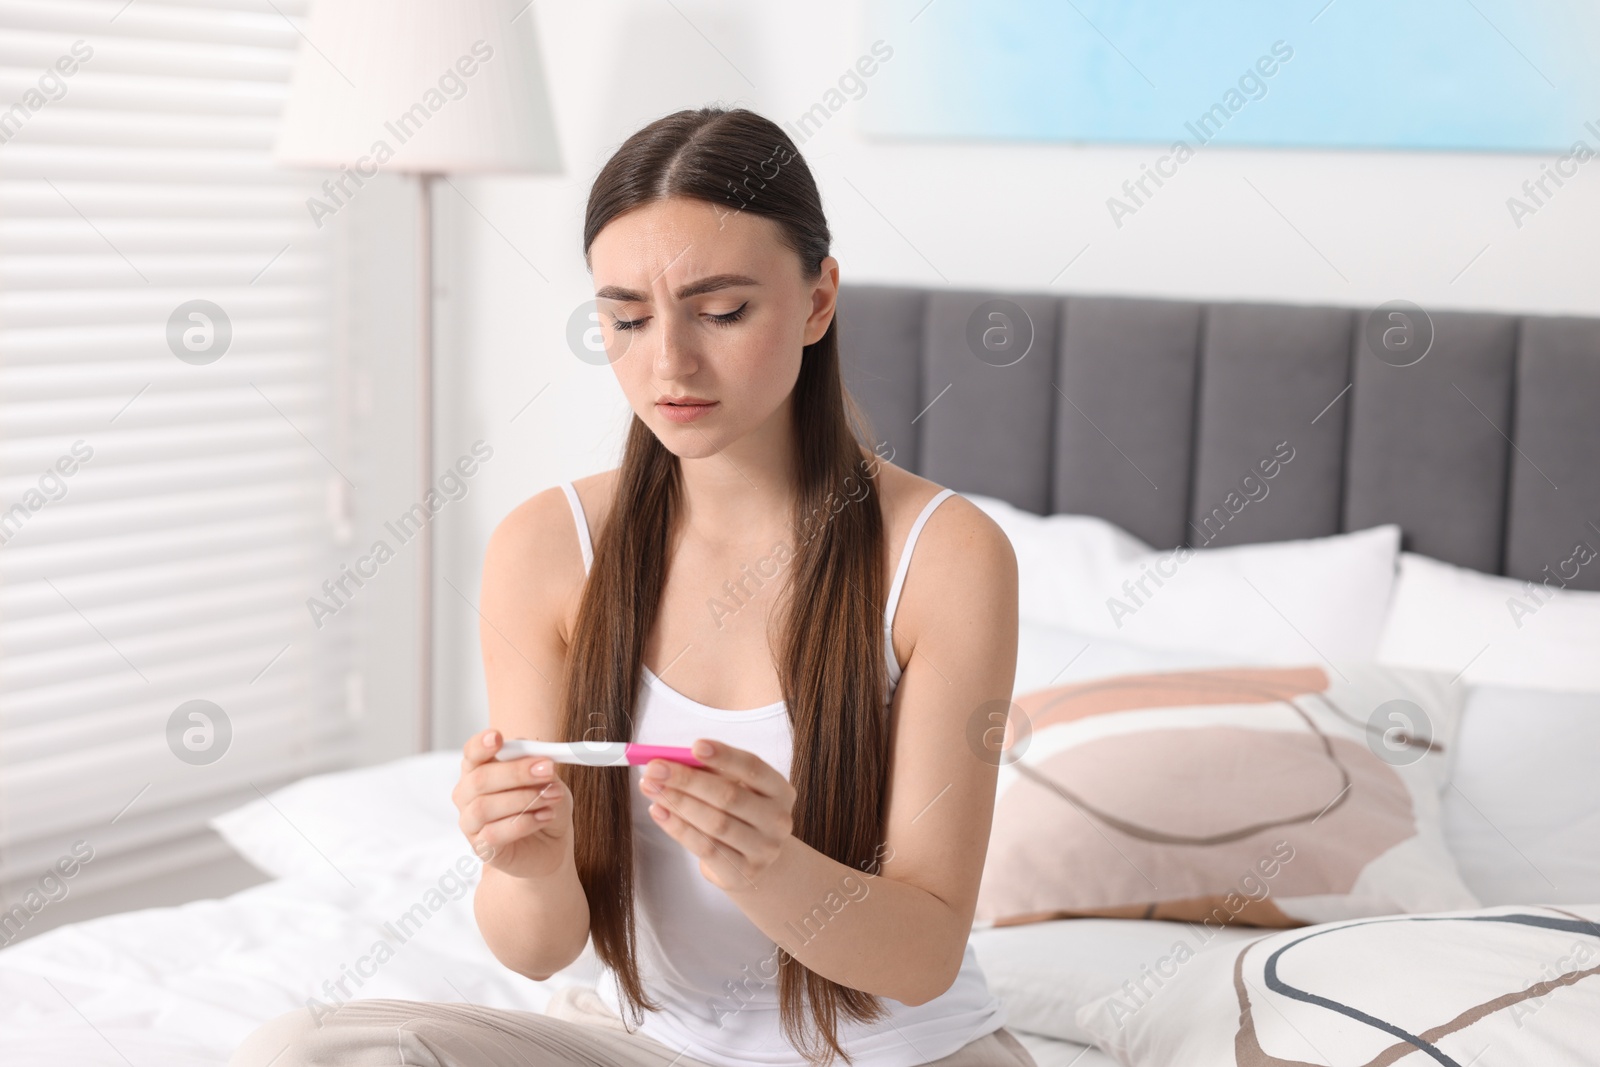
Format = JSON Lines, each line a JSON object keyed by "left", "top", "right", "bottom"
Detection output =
{"left": 612, "top": 304, "right": 746, "bottom": 331}
{"left": 707, "top": 303, "right": 748, "bottom": 326}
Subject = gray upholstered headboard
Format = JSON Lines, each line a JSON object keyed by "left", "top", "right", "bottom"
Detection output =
{"left": 836, "top": 285, "right": 1600, "bottom": 592}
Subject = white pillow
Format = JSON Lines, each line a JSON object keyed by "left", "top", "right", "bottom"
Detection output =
{"left": 969, "top": 918, "right": 1258, "bottom": 1045}
{"left": 1013, "top": 620, "right": 1239, "bottom": 697}
{"left": 969, "top": 494, "right": 1401, "bottom": 665}
{"left": 1077, "top": 903, "right": 1600, "bottom": 1065}
{"left": 210, "top": 752, "right": 465, "bottom": 882}
{"left": 1443, "top": 683, "right": 1600, "bottom": 905}
{"left": 1378, "top": 551, "right": 1600, "bottom": 692}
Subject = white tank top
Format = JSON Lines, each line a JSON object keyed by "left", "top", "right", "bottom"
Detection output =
{"left": 558, "top": 481, "right": 1007, "bottom": 1067}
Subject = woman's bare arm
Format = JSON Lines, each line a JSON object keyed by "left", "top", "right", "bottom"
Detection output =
{"left": 466, "top": 486, "right": 593, "bottom": 980}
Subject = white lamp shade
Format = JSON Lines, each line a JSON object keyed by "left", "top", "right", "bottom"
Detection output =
{"left": 275, "top": 0, "right": 562, "bottom": 174}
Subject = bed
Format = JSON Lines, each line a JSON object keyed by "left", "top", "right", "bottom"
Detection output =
{"left": 4, "top": 285, "right": 1598, "bottom": 1065}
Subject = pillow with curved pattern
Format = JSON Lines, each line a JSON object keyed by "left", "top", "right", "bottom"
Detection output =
{"left": 975, "top": 663, "right": 1476, "bottom": 930}
{"left": 1077, "top": 903, "right": 1600, "bottom": 1065}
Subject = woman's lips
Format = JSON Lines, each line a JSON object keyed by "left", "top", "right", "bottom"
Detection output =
{"left": 655, "top": 399, "right": 718, "bottom": 423}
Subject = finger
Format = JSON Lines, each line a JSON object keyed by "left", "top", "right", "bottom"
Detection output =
{"left": 462, "top": 783, "right": 564, "bottom": 836}
{"left": 462, "top": 728, "right": 504, "bottom": 771}
{"left": 461, "top": 753, "right": 558, "bottom": 803}
{"left": 644, "top": 792, "right": 752, "bottom": 884}
{"left": 644, "top": 762, "right": 764, "bottom": 827}
{"left": 476, "top": 806, "right": 556, "bottom": 851}
{"left": 687, "top": 740, "right": 791, "bottom": 801}
{"left": 646, "top": 783, "right": 765, "bottom": 859}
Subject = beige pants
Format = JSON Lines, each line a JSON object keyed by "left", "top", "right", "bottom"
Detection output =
{"left": 227, "top": 985, "right": 1038, "bottom": 1067}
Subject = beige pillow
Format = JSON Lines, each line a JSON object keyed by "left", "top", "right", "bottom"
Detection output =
{"left": 1077, "top": 903, "right": 1600, "bottom": 1065}
{"left": 976, "top": 663, "right": 1477, "bottom": 929}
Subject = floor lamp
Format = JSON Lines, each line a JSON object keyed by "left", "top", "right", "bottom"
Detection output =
{"left": 274, "top": 1, "right": 562, "bottom": 752}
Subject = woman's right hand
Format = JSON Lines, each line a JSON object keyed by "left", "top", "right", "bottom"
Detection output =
{"left": 454, "top": 728, "right": 574, "bottom": 880}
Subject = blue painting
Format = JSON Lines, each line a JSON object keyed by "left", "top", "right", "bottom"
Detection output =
{"left": 858, "top": 0, "right": 1600, "bottom": 153}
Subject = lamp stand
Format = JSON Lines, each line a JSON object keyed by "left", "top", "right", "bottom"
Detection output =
{"left": 416, "top": 171, "right": 436, "bottom": 753}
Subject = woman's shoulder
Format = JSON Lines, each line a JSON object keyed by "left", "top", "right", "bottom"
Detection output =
{"left": 873, "top": 461, "right": 1017, "bottom": 668}
{"left": 508, "top": 469, "right": 621, "bottom": 529}
{"left": 873, "top": 461, "right": 1014, "bottom": 579}
{"left": 485, "top": 470, "right": 622, "bottom": 586}
{"left": 568, "top": 468, "right": 622, "bottom": 534}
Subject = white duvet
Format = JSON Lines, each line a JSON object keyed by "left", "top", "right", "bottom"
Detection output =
{"left": 0, "top": 879, "right": 1108, "bottom": 1067}
{"left": 0, "top": 817, "right": 1109, "bottom": 1067}
{"left": 0, "top": 870, "right": 555, "bottom": 1065}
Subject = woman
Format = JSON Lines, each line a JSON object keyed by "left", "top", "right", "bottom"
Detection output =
{"left": 231, "top": 107, "right": 1029, "bottom": 1067}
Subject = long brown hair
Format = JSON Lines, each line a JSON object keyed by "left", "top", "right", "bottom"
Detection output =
{"left": 562, "top": 107, "right": 891, "bottom": 1066}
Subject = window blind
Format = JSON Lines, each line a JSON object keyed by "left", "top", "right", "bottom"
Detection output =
{"left": 0, "top": 0, "right": 359, "bottom": 901}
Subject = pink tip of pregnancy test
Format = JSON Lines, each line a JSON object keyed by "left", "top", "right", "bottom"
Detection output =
{"left": 627, "top": 744, "right": 706, "bottom": 768}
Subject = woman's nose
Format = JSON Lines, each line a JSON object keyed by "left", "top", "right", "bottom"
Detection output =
{"left": 653, "top": 310, "right": 699, "bottom": 379}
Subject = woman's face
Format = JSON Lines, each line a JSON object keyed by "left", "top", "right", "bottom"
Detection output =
{"left": 587, "top": 196, "right": 838, "bottom": 461}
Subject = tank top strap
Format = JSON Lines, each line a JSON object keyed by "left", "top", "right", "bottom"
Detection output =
{"left": 559, "top": 481, "right": 593, "bottom": 575}
{"left": 883, "top": 488, "right": 957, "bottom": 687}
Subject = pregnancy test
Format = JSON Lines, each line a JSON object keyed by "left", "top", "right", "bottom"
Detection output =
{"left": 494, "top": 740, "right": 706, "bottom": 769}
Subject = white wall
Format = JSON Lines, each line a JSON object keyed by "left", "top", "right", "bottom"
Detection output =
{"left": 429, "top": 0, "right": 1600, "bottom": 748}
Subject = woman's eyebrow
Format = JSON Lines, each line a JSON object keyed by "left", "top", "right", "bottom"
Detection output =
{"left": 595, "top": 273, "right": 759, "bottom": 303}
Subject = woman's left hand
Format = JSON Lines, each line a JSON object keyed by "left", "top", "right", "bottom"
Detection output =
{"left": 640, "top": 740, "right": 796, "bottom": 891}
